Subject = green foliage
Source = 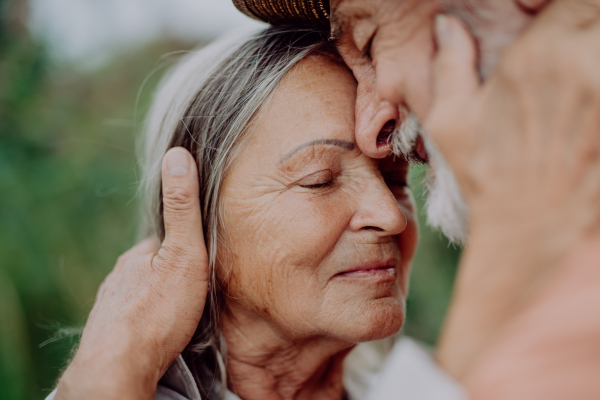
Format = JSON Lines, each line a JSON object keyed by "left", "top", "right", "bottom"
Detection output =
{"left": 404, "top": 165, "right": 460, "bottom": 345}
{"left": 0, "top": 3, "right": 172, "bottom": 397}
{"left": 0, "top": 5, "right": 459, "bottom": 397}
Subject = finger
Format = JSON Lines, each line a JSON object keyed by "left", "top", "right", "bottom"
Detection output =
{"left": 160, "top": 147, "right": 205, "bottom": 259}
{"left": 533, "top": 0, "right": 600, "bottom": 29}
{"left": 433, "top": 14, "right": 479, "bottom": 104}
{"left": 427, "top": 14, "right": 479, "bottom": 148}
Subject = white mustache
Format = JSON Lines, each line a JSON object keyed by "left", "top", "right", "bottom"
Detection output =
{"left": 389, "top": 113, "right": 469, "bottom": 245}
{"left": 389, "top": 112, "right": 421, "bottom": 158}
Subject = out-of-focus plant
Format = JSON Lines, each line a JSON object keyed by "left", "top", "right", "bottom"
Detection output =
{"left": 0, "top": 1, "right": 157, "bottom": 397}
{"left": 1, "top": 1, "right": 51, "bottom": 399}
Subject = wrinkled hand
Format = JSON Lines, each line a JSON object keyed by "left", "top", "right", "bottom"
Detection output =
{"left": 56, "top": 148, "right": 208, "bottom": 400}
{"left": 429, "top": 0, "right": 600, "bottom": 381}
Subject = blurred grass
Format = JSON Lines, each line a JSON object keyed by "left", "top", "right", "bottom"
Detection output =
{"left": 404, "top": 165, "right": 460, "bottom": 344}
{"left": 0, "top": 2, "right": 459, "bottom": 398}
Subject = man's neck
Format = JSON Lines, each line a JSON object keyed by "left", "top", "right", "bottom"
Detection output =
{"left": 220, "top": 307, "right": 352, "bottom": 400}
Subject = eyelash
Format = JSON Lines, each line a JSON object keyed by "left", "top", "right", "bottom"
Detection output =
{"left": 386, "top": 179, "right": 408, "bottom": 188}
{"left": 383, "top": 172, "right": 409, "bottom": 188}
{"left": 300, "top": 179, "right": 335, "bottom": 190}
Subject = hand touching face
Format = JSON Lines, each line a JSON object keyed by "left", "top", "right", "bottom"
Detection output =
{"left": 330, "top": 0, "right": 547, "bottom": 243}
{"left": 218, "top": 54, "right": 418, "bottom": 344}
{"left": 331, "top": 0, "right": 542, "bottom": 158}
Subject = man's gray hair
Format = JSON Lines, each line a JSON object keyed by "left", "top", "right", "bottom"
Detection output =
{"left": 139, "top": 25, "right": 335, "bottom": 399}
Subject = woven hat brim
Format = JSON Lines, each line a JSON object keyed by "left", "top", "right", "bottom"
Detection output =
{"left": 232, "top": 0, "right": 330, "bottom": 26}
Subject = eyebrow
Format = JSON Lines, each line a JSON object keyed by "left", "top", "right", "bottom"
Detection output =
{"left": 279, "top": 139, "right": 355, "bottom": 163}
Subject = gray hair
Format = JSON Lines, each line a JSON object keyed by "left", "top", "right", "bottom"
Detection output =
{"left": 139, "top": 25, "right": 335, "bottom": 399}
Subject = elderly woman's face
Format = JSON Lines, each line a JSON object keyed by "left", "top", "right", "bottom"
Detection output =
{"left": 219, "top": 54, "right": 418, "bottom": 343}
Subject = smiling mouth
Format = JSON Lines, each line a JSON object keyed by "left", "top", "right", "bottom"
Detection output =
{"left": 334, "top": 263, "right": 397, "bottom": 280}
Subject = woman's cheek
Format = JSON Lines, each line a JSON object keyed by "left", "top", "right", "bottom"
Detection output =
{"left": 288, "top": 192, "right": 352, "bottom": 263}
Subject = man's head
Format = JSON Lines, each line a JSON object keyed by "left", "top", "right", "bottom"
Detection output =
{"left": 330, "top": 0, "right": 544, "bottom": 145}
{"left": 232, "top": 0, "right": 548, "bottom": 244}
{"left": 329, "top": 0, "right": 548, "bottom": 244}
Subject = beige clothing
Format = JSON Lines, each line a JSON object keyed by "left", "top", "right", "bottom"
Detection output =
{"left": 45, "top": 337, "right": 465, "bottom": 400}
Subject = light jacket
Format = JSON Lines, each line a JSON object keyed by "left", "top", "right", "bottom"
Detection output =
{"left": 46, "top": 337, "right": 465, "bottom": 400}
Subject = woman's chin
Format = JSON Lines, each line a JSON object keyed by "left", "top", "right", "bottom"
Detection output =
{"left": 326, "top": 298, "right": 405, "bottom": 343}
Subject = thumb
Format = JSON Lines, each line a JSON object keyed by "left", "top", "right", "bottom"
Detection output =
{"left": 426, "top": 14, "right": 479, "bottom": 148}
{"left": 159, "top": 147, "right": 206, "bottom": 263}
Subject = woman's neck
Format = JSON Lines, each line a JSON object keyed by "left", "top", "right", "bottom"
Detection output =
{"left": 220, "top": 308, "right": 353, "bottom": 400}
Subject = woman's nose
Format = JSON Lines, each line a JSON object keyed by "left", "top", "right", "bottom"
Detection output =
{"left": 349, "top": 178, "right": 407, "bottom": 237}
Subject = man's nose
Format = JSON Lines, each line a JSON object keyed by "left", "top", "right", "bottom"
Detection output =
{"left": 349, "top": 176, "right": 407, "bottom": 237}
{"left": 354, "top": 93, "right": 399, "bottom": 159}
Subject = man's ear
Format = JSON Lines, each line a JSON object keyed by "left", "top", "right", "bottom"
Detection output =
{"left": 516, "top": 0, "right": 551, "bottom": 12}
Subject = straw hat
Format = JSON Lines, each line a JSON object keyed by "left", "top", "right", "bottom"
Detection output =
{"left": 232, "top": 0, "right": 330, "bottom": 26}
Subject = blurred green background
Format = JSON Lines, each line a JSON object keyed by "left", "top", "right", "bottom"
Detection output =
{"left": 0, "top": 0, "right": 460, "bottom": 398}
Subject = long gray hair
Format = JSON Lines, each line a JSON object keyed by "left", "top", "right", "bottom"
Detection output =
{"left": 139, "top": 25, "right": 336, "bottom": 399}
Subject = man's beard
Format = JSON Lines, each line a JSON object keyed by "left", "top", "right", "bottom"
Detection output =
{"left": 390, "top": 113, "right": 469, "bottom": 245}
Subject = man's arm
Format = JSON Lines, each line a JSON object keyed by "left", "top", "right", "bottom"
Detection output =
{"left": 427, "top": 0, "right": 600, "bottom": 389}
{"left": 55, "top": 147, "right": 208, "bottom": 400}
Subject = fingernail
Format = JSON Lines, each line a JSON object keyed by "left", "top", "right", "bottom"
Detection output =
{"left": 435, "top": 14, "right": 452, "bottom": 45}
{"left": 165, "top": 148, "right": 190, "bottom": 176}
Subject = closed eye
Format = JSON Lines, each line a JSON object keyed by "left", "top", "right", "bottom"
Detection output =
{"left": 300, "top": 180, "right": 335, "bottom": 189}
{"left": 383, "top": 172, "right": 408, "bottom": 188}
{"left": 385, "top": 179, "right": 407, "bottom": 188}
{"left": 293, "top": 169, "right": 338, "bottom": 190}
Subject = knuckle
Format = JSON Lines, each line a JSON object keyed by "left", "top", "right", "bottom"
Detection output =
{"left": 156, "top": 242, "right": 208, "bottom": 283}
{"left": 162, "top": 184, "right": 197, "bottom": 212}
{"left": 499, "top": 45, "right": 538, "bottom": 88}
{"left": 499, "top": 31, "right": 559, "bottom": 85}
{"left": 158, "top": 242, "right": 201, "bottom": 270}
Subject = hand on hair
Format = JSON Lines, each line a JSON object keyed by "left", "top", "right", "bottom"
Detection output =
{"left": 427, "top": 0, "right": 600, "bottom": 393}
{"left": 55, "top": 147, "right": 208, "bottom": 400}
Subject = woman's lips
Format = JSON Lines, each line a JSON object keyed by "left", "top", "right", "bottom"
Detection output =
{"left": 333, "top": 262, "right": 397, "bottom": 280}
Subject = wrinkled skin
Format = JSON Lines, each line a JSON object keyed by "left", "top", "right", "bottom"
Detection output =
{"left": 330, "top": 0, "right": 545, "bottom": 244}
{"left": 54, "top": 54, "right": 419, "bottom": 400}
{"left": 55, "top": 0, "right": 600, "bottom": 398}
{"left": 330, "top": 0, "right": 545, "bottom": 156}
{"left": 55, "top": 148, "right": 209, "bottom": 400}
{"left": 428, "top": 6, "right": 600, "bottom": 396}
{"left": 331, "top": 0, "right": 600, "bottom": 396}
{"left": 219, "top": 54, "right": 418, "bottom": 400}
